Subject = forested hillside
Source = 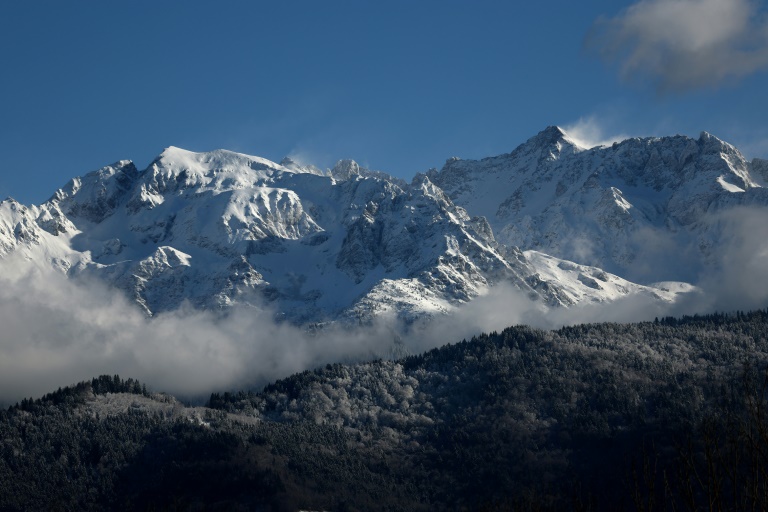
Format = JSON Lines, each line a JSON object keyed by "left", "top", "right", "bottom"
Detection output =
{"left": 2, "top": 310, "right": 768, "bottom": 510}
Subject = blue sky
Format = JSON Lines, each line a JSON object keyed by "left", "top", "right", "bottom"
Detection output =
{"left": 2, "top": 0, "right": 768, "bottom": 204}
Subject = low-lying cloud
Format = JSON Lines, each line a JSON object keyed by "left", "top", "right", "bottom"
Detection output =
{"left": 0, "top": 264, "right": 684, "bottom": 406}
{"left": 695, "top": 207, "right": 768, "bottom": 311}
{"left": 586, "top": 0, "right": 768, "bottom": 91}
{"left": 1, "top": 206, "right": 767, "bottom": 405}
{"left": 0, "top": 260, "right": 397, "bottom": 405}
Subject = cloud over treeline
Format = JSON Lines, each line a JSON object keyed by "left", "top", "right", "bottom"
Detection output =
{"left": 0, "top": 261, "right": 676, "bottom": 405}
{"left": 0, "top": 259, "right": 397, "bottom": 405}
{"left": 586, "top": 0, "right": 768, "bottom": 91}
{"left": 1, "top": 206, "right": 767, "bottom": 404}
{"left": 0, "top": 264, "right": 680, "bottom": 406}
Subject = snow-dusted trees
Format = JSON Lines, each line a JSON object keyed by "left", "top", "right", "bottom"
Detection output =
{"left": 3, "top": 310, "right": 768, "bottom": 509}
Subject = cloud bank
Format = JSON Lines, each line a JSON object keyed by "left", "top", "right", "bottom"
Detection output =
{"left": 0, "top": 260, "right": 396, "bottom": 405}
{"left": 586, "top": 0, "right": 768, "bottom": 91}
{"left": 1, "top": 206, "right": 767, "bottom": 405}
{"left": 0, "top": 263, "right": 686, "bottom": 406}
{"left": 695, "top": 207, "right": 768, "bottom": 311}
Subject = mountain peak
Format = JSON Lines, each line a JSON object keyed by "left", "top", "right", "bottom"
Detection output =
{"left": 696, "top": 131, "right": 743, "bottom": 159}
{"left": 2, "top": 126, "right": 761, "bottom": 326}
{"left": 698, "top": 131, "right": 723, "bottom": 146}
{"left": 157, "top": 146, "right": 261, "bottom": 166}
{"left": 331, "top": 159, "right": 360, "bottom": 180}
{"left": 150, "top": 147, "right": 288, "bottom": 180}
{"left": 48, "top": 160, "right": 140, "bottom": 222}
{"left": 697, "top": 130, "right": 732, "bottom": 148}
{"left": 280, "top": 157, "right": 326, "bottom": 176}
{"left": 541, "top": 125, "right": 568, "bottom": 139}
{"left": 526, "top": 126, "right": 583, "bottom": 152}
{"left": 156, "top": 145, "right": 193, "bottom": 163}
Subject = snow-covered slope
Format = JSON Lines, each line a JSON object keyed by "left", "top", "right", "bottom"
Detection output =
{"left": 0, "top": 146, "right": 570, "bottom": 324}
{"left": 525, "top": 250, "right": 697, "bottom": 305}
{"left": 6, "top": 125, "right": 753, "bottom": 324}
{"left": 428, "top": 126, "right": 768, "bottom": 283}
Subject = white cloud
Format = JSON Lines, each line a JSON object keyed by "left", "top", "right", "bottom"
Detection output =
{"left": 284, "top": 147, "right": 336, "bottom": 174}
{"left": 0, "top": 258, "right": 397, "bottom": 405}
{"left": 586, "top": 0, "right": 768, "bottom": 91}
{"left": 695, "top": 207, "right": 768, "bottom": 310}
{"left": 3, "top": 205, "right": 768, "bottom": 406}
{"left": 0, "top": 260, "right": 677, "bottom": 405}
{"left": 406, "top": 280, "right": 706, "bottom": 352}
{"left": 561, "top": 116, "right": 630, "bottom": 149}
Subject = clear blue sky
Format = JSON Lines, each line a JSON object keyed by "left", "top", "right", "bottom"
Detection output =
{"left": 2, "top": 0, "right": 768, "bottom": 204}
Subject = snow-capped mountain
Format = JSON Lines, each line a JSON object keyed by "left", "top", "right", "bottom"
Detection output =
{"left": 428, "top": 126, "right": 768, "bottom": 283}
{"left": 524, "top": 250, "right": 696, "bottom": 305}
{"left": 4, "top": 126, "right": 759, "bottom": 324}
{"left": 0, "top": 146, "right": 569, "bottom": 323}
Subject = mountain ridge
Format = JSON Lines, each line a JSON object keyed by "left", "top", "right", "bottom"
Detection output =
{"left": 428, "top": 126, "right": 768, "bottom": 283}
{"left": 0, "top": 144, "right": 568, "bottom": 323}
{"left": 2, "top": 126, "right": 763, "bottom": 324}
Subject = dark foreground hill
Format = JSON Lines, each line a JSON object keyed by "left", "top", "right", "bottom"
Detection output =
{"left": 2, "top": 310, "right": 768, "bottom": 510}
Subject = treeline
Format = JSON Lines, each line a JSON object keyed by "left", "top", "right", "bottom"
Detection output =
{"left": 2, "top": 309, "right": 768, "bottom": 510}
{"left": 652, "top": 308, "right": 768, "bottom": 327}
{"left": 7, "top": 374, "right": 149, "bottom": 413}
{"left": 207, "top": 308, "right": 768, "bottom": 508}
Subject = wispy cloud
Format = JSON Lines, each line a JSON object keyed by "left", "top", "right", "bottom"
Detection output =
{"left": 586, "top": 0, "right": 768, "bottom": 91}
{"left": 285, "top": 147, "right": 334, "bottom": 172}
{"left": 562, "top": 116, "right": 630, "bottom": 149}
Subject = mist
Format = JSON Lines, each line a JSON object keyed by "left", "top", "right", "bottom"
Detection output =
{"left": 1, "top": 205, "right": 767, "bottom": 405}
{"left": 0, "top": 259, "right": 397, "bottom": 405}
{"left": 695, "top": 207, "right": 768, "bottom": 311}
{"left": 407, "top": 206, "right": 768, "bottom": 352}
